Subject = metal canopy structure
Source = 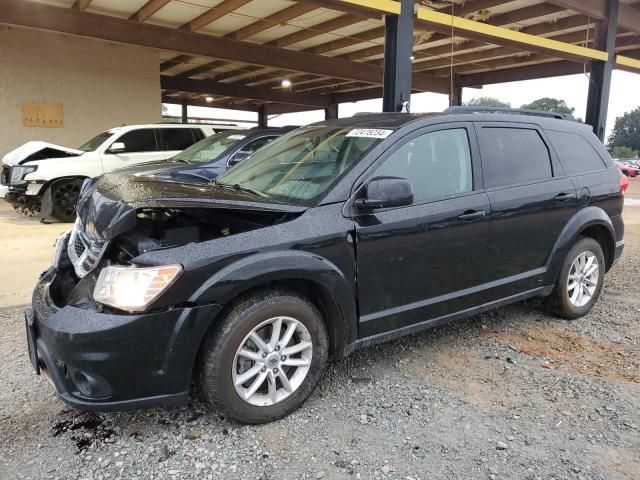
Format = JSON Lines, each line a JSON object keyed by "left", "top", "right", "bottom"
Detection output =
{"left": 1, "top": 0, "right": 638, "bottom": 138}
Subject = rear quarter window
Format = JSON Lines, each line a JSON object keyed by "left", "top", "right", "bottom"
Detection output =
{"left": 478, "top": 127, "right": 552, "bottom": 188}
{"left": 546, "top": 130, "right": 607, "bottom": 175}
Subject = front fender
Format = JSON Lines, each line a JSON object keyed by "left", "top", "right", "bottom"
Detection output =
{"left": 544, "top": 206, "right": 615, "bottom": 284}
{"left": 189, "top": 250, "right": 358, "bottom": 355}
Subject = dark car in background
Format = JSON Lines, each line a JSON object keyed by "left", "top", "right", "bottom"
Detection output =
{"left": 26, "top": 110, "right": 625, "bottom": 424}
{"left": 124, "top": 127, "right": 295, "bottom": 183}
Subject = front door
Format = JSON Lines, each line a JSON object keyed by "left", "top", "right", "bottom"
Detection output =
{"left": 100, "top": 128, "right": 162, "bottom": 173}
{"left": 353, "top": 124, "right": 492, "bottom": 337}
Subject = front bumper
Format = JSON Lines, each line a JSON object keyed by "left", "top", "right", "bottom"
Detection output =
{"left": 28, "top": 267, "right": 222, "bottom": 411}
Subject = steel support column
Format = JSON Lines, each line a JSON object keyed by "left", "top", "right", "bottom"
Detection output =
{"left": 325, "top": 103, "right": 339, "bottom": 120}
{"left": 585, "top": 0, "right": 618, "bottom": 141}
{"left": 382, "top": 0, "right": 414, "bottom": 112}
{"left": 258, "top": 105, "right": 268, "bottom": 128}
{"left": 181, "top": 100, "right": 188, "bottom": 124}
{"left": 449, "top": 77, "right": 463, "bottom": 106}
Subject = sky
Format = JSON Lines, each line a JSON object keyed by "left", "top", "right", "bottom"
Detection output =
{"left": 165, "top": 70, "right": 640, "bottom": 142}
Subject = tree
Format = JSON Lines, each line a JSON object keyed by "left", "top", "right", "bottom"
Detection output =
{"left": 611, "top": 145, "right": 638, "bottom": 159}
{"left": 608, "top": 107, "right": 640, "bottom": 152}
{"left": 463, "top": 97, "right": 511, "bottom": 108}
{"left": 520, "top": 97, "right": 575, "bottom": 115}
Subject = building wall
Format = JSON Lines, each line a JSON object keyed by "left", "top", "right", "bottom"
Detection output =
{"left": 0, "top": 26, "right": 161, "bottom": 155}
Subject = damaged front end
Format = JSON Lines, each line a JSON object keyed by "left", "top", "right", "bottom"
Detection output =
{"left": 51, "top": 173, "right": 304, "bottom": 312}
{"left": 28, "top": 173, "right": 305, "bottom": 410}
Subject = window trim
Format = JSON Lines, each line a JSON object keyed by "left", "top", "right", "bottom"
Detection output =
{"left": 474, "top": 122, "right": 561, "bottom": 191}
{"left": 348, "top": 122, "right": 481, "bottom": 211}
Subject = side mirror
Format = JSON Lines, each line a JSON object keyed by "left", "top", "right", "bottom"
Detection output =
{"left": 109, "top": 142, "right": 126, "bottom": 153}
{"left": 228, "top": 151, "right": 250, "bottom": 167}
{"left": 355, "top": 176, "right": 413, "bottom": 210}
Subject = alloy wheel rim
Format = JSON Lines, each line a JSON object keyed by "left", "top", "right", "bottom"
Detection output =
{"left": 53, "top": 183, "right": 80, "bottom": 217}
{"left": 567, "top": 251, "right": 599, "bottom": 308}
{"left": 232, "top": 316, "right": 312, "bottom": 407}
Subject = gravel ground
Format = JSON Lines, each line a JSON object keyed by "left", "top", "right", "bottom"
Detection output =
{"left": 1, "top": 208, "right": 639, "bottom": 480}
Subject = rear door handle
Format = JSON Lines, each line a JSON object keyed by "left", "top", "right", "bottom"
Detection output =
{"left": 554, "top": 192, "right": 575, "bottom": 202}
{"left": 458, "top": 210, "right": 487, "bottom": 221}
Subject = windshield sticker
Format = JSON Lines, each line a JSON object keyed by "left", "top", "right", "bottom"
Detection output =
{"left": 228, "top": 135, "right": 246, "bottom": 140}
{"left": 346, "top": 129, "right": 393, "bottom": 139}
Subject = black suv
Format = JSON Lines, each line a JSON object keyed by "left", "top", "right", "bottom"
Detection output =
{"left": 26, "top": 111, "right": 625, "bottom": 424}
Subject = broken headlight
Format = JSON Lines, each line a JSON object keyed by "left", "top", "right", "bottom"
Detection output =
{"left": 10, "top": 165, "right": 38, "bottom": 185}
{"left": 93, "top": 264, "right": 182, "bottom": 312}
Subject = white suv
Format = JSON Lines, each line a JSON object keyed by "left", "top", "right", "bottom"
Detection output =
{"left": 1, "top": 123, "right": 232, "bottom": 221}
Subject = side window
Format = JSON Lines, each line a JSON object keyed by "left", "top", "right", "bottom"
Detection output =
{"left": 192, "top": 129, "right": 206, "bottom": 142}
{"left": 479, "top": 127, "right": 552, "bottom": 188}
{"left": 161, "top": 128, "right": 200, "bottom": 151}
{"left": 240, "top": 136, "right": 277, "bottom": 155}
{"left": 546, "top": 130, "right": 607, "bottom": 175}
{"left": 115, "top": 129, "right": 158, "bottom": 153}
{"left": 375, "top": 128, "right": 473, "bottom": 203}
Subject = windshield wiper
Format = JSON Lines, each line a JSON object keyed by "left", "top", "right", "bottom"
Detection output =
{"left": 212, "top": 180, "right": 269, "bottom": 198}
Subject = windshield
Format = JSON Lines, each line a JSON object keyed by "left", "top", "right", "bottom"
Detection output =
{"left": 78, "top": 132, "right": 113, "bottom": 152}
{"left": 173, "top": 131, "right": 247, "bottom": 164}
{"left": 215, "top": 125, "right": 389, "bottom": 206}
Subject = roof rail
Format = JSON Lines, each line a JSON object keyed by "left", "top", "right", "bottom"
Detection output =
{"left": 444, "top": 106, "right": 576, "bottom": 121}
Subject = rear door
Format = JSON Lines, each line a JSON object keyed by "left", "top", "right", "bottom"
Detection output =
{"left": 476, "top": 122, "right": 579, "bottom": 290}
{"left": 100, "top": 128, "right": 161, "bottom": 172}
{"left": 354, "top": 123, "right": 493, "bottom": 337}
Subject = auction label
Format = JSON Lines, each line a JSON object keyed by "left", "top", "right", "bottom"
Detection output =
{"left": 346, "top": 129, "right": 393, "bottom": 139}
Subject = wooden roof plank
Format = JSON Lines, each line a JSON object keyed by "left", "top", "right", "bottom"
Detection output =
{"left": 130, "top": 0, "right": 172, "bottom": 22}
{"left": 181, "top": 0, "right": 253, "bottom": 32}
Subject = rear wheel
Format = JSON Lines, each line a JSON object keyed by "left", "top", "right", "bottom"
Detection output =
{"left": 51, "top": 179, "right": 83, "bottom": 222}
{"left": 199, "top": 290, "right": 329, "bottom": 424}
{"left": 545, "top": 237, "right": 605, "bottom": 319}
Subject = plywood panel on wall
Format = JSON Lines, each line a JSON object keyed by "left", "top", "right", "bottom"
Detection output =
{"left": 21, "top": 101, "right": 64, "bottom": 128}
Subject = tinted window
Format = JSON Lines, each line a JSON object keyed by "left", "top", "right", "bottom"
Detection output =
{"left": 375, "top": 128, "right": 473, "bottom": 203}
{"left": 546, "top": 130, "right": 606, "bottom": 174}
{"left": 240, "top": 136, "right": 277, "bottom": 155}
{"left": 192, "top": 129, "right": 205, "bottom": 142}
{"left": 161, "top": 128, "right": 199, "bottom": 150}
{"left": 115, "top": 129, "right": 158, "bottom": 153}
{"left": 480, "top": 127, "right": 552, "bottom": 188}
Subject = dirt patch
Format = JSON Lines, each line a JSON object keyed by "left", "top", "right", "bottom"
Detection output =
{"left": 50, "top": 409, "right": 115, "bottom": 453}
{"left": 591, "top": 445, "right": 640, "bottom": 479}
{"left": 485, "top": 324, "right": 640, "bottom": 383}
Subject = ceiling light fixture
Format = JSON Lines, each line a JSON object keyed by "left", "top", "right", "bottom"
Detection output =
{"left": 205, "top": 96, "right": 214, "bottom": 103}
{"left": 281, "top": 79, "right": 292, "bottom": 88}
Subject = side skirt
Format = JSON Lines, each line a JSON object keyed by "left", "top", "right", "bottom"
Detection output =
{"left": 342, "top": 285, "right": 553, "bottom": 356}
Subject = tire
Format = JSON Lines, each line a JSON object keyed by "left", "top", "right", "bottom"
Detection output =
{"left": 544, "top": 237, "right": 605, "bottom": 320}
{"left": 199, "top": 290, "right": 329, "bottom": 424}
{"left": 51, "top": 179, "right": 83, "bottom": 222}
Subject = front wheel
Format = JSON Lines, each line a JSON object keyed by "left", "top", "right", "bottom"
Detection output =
{"left": 199, "top": 290, "right": 329, "bottom": 424}
{"left": 51, "top": 179, "right": 83, "bottom": 222}
{"left": 545, "top": 237, "right": 605, "bottom": 319}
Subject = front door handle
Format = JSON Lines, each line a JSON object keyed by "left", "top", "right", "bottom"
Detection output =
{"left": 554, "top": 192, "right": 575, "bottom": 202}
{"left": 458, "top": 210, "right": 487, "bottom": 221}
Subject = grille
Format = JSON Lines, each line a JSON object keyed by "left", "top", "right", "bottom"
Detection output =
{"left": 67, "top": 220, "right": 106, "bottom": 278}
{"left": 0, "top": 166, "right": 10, "bottom": 186}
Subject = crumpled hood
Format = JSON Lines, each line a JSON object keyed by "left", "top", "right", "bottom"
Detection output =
{"left": 2, "top": 141, "right": 84, "bottom": 166}
{"left": 77, "top": 171, "right": 305, "bottom": 241}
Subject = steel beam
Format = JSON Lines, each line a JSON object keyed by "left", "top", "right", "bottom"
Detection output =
{"left": 382, "top": 0, "right": 414, "bottom": 112}
{"left": 181, "top": 100, "right": 188, "bottom": 124}
{"left": 258, "top": 105, "right": 268, "bottom": 128}
{"left": 585, "top": 0, "right": 619, "bottom": 141}
{"left": 325, "top": 103, "right": 339, "bottom": 120}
